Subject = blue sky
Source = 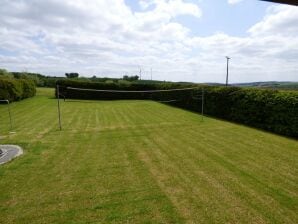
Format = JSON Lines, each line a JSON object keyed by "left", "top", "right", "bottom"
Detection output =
{"left": 178, "top": 0, "right": 271, "bottom": 36}
{"left": 127, "top": 0, "right": 273, "bottom": 36}
{"left": 0, "top": 0, "right": 297, "bottom": 83}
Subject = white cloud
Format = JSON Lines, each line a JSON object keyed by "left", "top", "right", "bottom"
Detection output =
{"left": 227, "top": 0, "right": 244, "bottom": 5}
{"left": 139, "top": 0, "right": 155, "bottom": 10}
{"left": 0, "top": 1, "right": 297, "bottom": 83}
{"left": 249, "top": 5, "right": 298, "bottom": 36}
{"left": 139, "top": 0, "right": 201, "bottom": 17}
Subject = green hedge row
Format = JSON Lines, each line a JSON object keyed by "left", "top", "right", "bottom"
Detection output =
{"left": 56, "top": 80, "right": 298, "bottom": 138}
{"left": 200, "top": 87, "right": 297, "bottom": 138}
{"left": 174, "top": 87, "right": 298, "bottom": 138}
{"left": 0, "top": 78, "right": 36, "bottom": 102}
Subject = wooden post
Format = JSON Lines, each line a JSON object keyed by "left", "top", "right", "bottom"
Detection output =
{"left": 0, "top": 100, "right": 13, "bottom": 131}
{"left": 7, "top": 100, "right": 12, "bottom": 130}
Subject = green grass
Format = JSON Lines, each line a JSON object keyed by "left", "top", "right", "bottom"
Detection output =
{"left": 0, "top": 88, "right": 297, "bottom": 224}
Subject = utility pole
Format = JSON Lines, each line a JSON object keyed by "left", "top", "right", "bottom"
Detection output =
{"left": 139, "top": 67, "right": 142, "bottom": 80}
{"left": 150, "top": 67, "right": 152, "bottom": 80}
{"left": 226, "top": 56, "right": 230, "bottom": 87}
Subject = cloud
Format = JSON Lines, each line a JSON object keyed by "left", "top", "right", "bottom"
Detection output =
{"left": 139, "top": 0, "right": 156, "bottom": 10}
{"left": 0, "top": 0, "right": 297, "bottom": 83}
{"left": 227, "top": 0, "right": 244, "bottom": 5}
{"left": 249, "top": 5, "right": 298, "bottom": 36}
{"left": 139, "top": 0, "right": 201, "bottom": 17}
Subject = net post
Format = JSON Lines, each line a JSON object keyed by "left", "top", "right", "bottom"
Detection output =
{"left": 201, "top": 87, "right": 204, "bottom": 121}
{"left": 56, "top": 85, "right": 62, "bottom": 131}
{"left": 6, "top": 100, "right": 13, "bottom": 130}
{"left": 0, "top": 99, "right": 13, "bottom": 132}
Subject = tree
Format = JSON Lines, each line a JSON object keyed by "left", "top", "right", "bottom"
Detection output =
{"left": 65, "top": 73, "right": 79, "bottom": 78}
{"left": 123, "top": 75, "right": 139, "bottom": 81}
{"left": 0, "top": 68, "right": 13, "bottom": 79}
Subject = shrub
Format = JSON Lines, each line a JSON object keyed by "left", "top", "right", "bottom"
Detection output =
{"left": 0, "top": 78, "right": 36, "bottom": 102}
{"left": 202, "top": 87, "right": 298, "bottom": 138}
{"left": 0, "top": 68, "right": 13, "bottom": 79}
{"left": 19, "top": 79, "right": 36, "bottom": 99}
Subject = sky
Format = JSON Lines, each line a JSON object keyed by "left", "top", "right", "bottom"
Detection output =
{"left": 0, "top": 0, "right": 297, "bottom": 83}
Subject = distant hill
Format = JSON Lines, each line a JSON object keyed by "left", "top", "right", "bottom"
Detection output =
{"left": 231, "top": 81, "right": 298, "bottom": 90}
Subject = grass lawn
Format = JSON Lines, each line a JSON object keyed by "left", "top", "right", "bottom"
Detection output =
{"left": 0, "top": 88, "right": 297, "bottom": 224}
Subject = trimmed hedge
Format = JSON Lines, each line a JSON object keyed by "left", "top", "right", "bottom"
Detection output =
{"left": 0, "top": 78, "right": 36, "bottom": 102}
{"left": 203, "top": 87, "right": 298, "bottom": 138}
{"left": 56, "top": 80, "right": 298, "bottom": 138}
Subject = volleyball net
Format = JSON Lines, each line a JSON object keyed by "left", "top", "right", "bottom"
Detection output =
{"left": 58, "top": 86, "right": 203, "bottom": 103}
{"left": 55, "top": 85, "right": 205, "bottom": 130}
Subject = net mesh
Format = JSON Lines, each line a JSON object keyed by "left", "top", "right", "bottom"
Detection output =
{"left": 59, "top": 86, "right": 202, "bottom": 103}
{"left": 55, "top": 85, "right": 205, "bottom": 130}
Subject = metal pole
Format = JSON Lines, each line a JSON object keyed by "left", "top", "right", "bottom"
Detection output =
{"left": 57, "top": 85, "right": 62, "bottom": 131}
{"left": 7, "top": 100, "right": 12, "bottom": 130}
{"left": 0, "top": 100, "right": 13, "bottom": 131}
{"left": 201, "top": 87, "right": 204, "bottom": 121}
{"left": 226, "top": 56, "right": 230, "bottom": 87}
{"left": 151, "top": 67, "right": 152, "bottom": 80}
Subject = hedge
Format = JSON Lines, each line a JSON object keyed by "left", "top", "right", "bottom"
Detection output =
{"left": 56, "top": 80, "right": 298, "bottom": 138}
{"left": 202, "top": 87, "right": 298, "bottom": 138}
{"left": 0, "top": 78, "right": 36, "bottom": 102}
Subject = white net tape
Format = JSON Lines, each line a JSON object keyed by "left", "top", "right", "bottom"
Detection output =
{"left": 66, "top": 86, "right": 199, "bottom": 93}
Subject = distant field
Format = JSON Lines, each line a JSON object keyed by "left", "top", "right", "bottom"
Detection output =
{"left": 0, "top": 88, "right": 297, "bottom": 224}
{"left": 233, "top": 81, "right": 298, "bottom": 90}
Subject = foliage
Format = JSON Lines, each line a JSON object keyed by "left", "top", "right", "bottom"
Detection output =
{"left": 2, "top": 68, "right": 196, "bottom": 88}
{"left": 0, "top": 68, "right": 13, "bottom": 79}
{"left": 0, "top": 77, "right": 36, "bottom": 102}
{"left": 123, "top": 75, "right": 139, "bottom": 81}
{"left": 234, "top": 81, "right": 298, "bottom": 90}
{"left": 12, "top": 73, "right": 64, "bottom": 88}
{"left": 117, "top": 79, "right": 131, "bottom": 86}
{"left": 65, "top": 72, "right": 79, "bottom": 78}
{"left": 11, "top": 71, "right": 46, "bottom": 86}
{"left": 189, "top": 87, "right": 297, "bottom": 137}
